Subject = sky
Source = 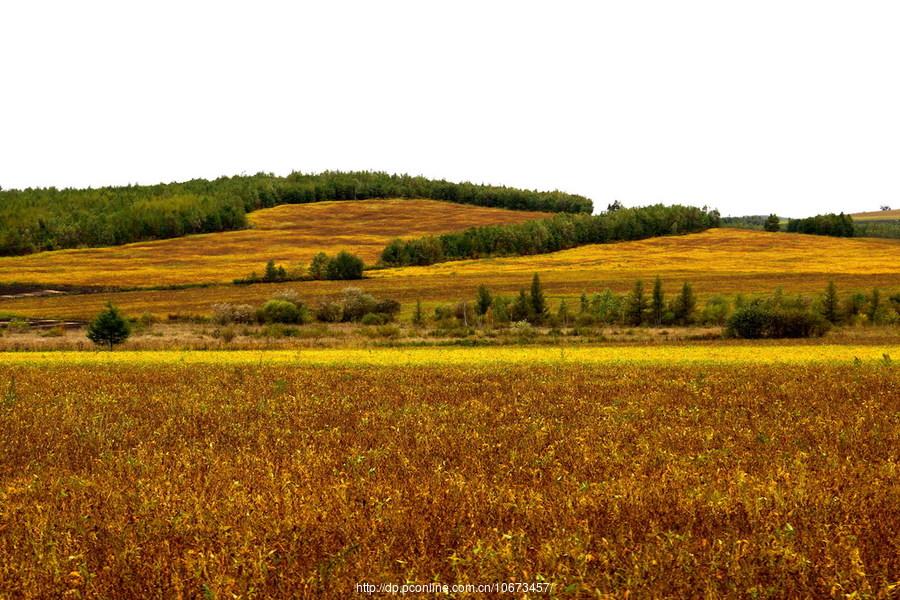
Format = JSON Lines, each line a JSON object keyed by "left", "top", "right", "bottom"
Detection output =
{"left": 1, "top": 1, "right": 899, "bottom": 218}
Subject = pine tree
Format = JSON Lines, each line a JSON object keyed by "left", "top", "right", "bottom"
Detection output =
{"left": 651, "top": 276, "right": 664, "bottom": 326}
{"left": 627, "top": 280, "right": 648, "bottom": 326}
{"left": 412, "top": 299, "right": 424, "bottom": 326}
{"left": 867, "top": 288, "right": 881, "bottom": 324}
{"left": 86, "top": 303, "right": 131, "bottom": 350}
{"left": 822, "top": 280, "right": 839, "bottom": 324}
{"left": 579, "top": 292, "right": 588, "bottom": 315}
{"left": 511, "top": 289, "right": 532, "bottom": 323}
{"left": 475, "top": 285, "right": 493, "bottom": 316}
{"left": 557, "top": 299, "right": 570, "bottom": 327}
{"left": 530, "top": 273, "right": 548, "bottom": 324}
{"left": 673, "top": 282, "right": 697, "bottom": 325}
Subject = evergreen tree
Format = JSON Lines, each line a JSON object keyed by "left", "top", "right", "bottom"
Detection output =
{"left": 673, "top": 282, "right": 697, "bottom": 325}
{"left": 651, "top": 276, "right": 664, "bottom": 326}
{"left": 530, "top": 273, "right": 548, "bottom": 324}
{"left": 764, "top": 214, "right": 780, "bottom": 232}
{"left": 412, "top": 299, "right": 424, "bottom": 326}
{"left": 511, "top": 289, "right": 533, "bottom": 323}
{"left": 86, "top": 303, "right": 131, "bottom": 350}
{"left": 557, "top": 299, "right": 571, "bottom": 327}
{"left": 627, "top": 280, "right": 648, "bottom": 326}
{"left": 325, "top": 251, "right": 364, "bottom": 280}
{"left": 475, "top": 285, "right": 493, "bottom": 316}
{"left": 821, "top": 280, "right": 840, "bottom": 324}
{"left": 579, "top": 292, "right": 589, "bottom": 315}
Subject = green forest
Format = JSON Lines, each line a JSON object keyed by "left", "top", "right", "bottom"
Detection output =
{"left": 0, "top": 172, "right": 592, "bottom": 256}
{"left": 380, "top": 204, "right": 721, "bottom": 266}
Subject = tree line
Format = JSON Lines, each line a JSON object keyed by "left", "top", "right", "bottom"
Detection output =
{"left": 786, "top": 213, "right": 855, "bottom": 237}
{"left": 380, "top": 204, "right": 721, "bottom": 266}
{"left": 0, "top": 171, "right": 592, "bottom": 256}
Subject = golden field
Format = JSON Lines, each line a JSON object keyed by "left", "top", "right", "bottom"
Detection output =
{"left": 0, "top": 344, "right": 898, "bottom": 367}
{"left": 852, "top": 208, "right": 900, "bottom": 221}
{"left": 2, "top": 228, "right": 898, "bottom": 321}
{"left": 0, "top": 199, "right": 548, "bottom": 288}
{"left": 0, "top": 362, "right": 897, "bottom": 597}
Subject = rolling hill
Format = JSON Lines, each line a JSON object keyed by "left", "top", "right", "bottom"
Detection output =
{"left": 3, "top": 228, "right": 898, "bottom": 320}
{"left": 0, "top": 199, "right": 549, "bottom": 288}
{"left": 852, "top": 208, "right": 900, "bottom": 221}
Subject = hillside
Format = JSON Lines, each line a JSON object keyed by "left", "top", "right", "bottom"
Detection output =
{"left": 852, "top": 208, "right": 900, "bottom": 221}
{"left": 0, "top": 199, "right": 549, "bottom": 288}
{"left": 3, "top": 228, "right": 898, "bottom": 320}
{"left": 0, "top": 171, "right": 590, "bottom": 255}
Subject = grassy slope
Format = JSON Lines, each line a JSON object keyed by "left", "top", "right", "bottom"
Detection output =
{"left": 852, "top": 208, "right": 900, "bottom": 221}
{"left": 2, "top": 228, "right": 898, "bottom": 320}
{"left": 0, "top": 199, "right": 549, "bottom": 288}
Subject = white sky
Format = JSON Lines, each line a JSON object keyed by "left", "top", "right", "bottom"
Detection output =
{"left": 2, "top": 1, "right": 898, "bottom": 217}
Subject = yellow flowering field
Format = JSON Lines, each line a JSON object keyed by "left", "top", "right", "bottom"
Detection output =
{"left": 0, "top": 344, "right": 898, "bottom": 367}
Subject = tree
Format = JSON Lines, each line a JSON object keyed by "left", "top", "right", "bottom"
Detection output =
{"left": 510, "top": 289, "right": 533, "bottom": 323}
{"left": 764, "top": 214, "right": 780, "bottom": 232}
{"left": 557, "top": 299, "right": 571, "bottom": 327}
{"left": 475, "top": 285, "right": 493, "bottom": 316}
{"left": 672, "top": 282, "right": 697, "bottom": 325}
{"left": 308, "top": 252, "right": 330, "bottom": 280}
{"left": 607, "top": 200, "right": 623, "bottom": 212}
{"left": 626, "top": 280, "right": 648, "bottom": 326}
{"left": 579, "top": 293, "right": 589, "bottom": 315}
{"left": 326, "top": 251, "right": 364, "bottom": 280}
{"left": 651, "top": 276, "right": 664, "bottom": 326}
{"left": 867, "top": 288, "right": 881, "bottom": 324}
{"left": 530, "top": 273, "right": 548, "bottom": 324}
{"left": 86, "top": 303, "right": 131, "bottom": 349}
{"left": 412, "top": 299, "right": 424, "bottom": 326}
{"left": 821, "top": 280, "right": 840, "bottom": 324}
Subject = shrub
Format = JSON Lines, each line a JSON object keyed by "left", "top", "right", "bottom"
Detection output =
{"left": 700, "top": 296, "right": 731, "bottom": 326}
{"left": 341, "top": 288, "right": 378, "bottom": 321}
{"left": 270, "top": 288, "right": 302, "bottom": 306}
{"left": 374, "top": 299, "right": 401, "bottom": 320}
{"left": 315, "top": 301, "right": 343, "bottom": 323}
{"left": 726, "top": 302, "right": 829, "bottom": 339}
{"left": 87, "top": 303, "right": 131, "bottom": 349}
{"left": 360, "top": 313, "right": 388, "bottom": 326}
{"left": 257, "top": 299, "right": 303, "bottom": 324}
{"left": 213, "top": 303, "right": 260, "bottom": 325}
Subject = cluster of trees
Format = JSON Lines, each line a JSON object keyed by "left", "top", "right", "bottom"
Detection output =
{"left": 235, "top": 252, "right": 366, "bottom": 284}
{"left": 786, "top": 213, "right": 855, "bottom": 237}
{"left": 381, "top": 204, "right": 721, "bottom": 267}
{"left": 0, "top": 172, "right": 591, "bottom": 256}
{"left": 213, "top": 287, "right": 401, "bottom": 327}
{"left": 308, "top": 251, "right": 365, "bottom": 281}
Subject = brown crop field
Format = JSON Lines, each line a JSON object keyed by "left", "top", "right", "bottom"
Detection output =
{"left": 0, "top": 199, "right": 548, "bottom": 288}
{"left": 2, "top": 228, "right": 898, "bottom": 321}
{"left": 852, "top": 208, "right": 900, "bottom": 221}
{"left": 0, "top": 362, "right": 898, "bottom": 598}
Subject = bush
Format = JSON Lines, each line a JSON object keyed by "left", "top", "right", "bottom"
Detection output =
{"left": 726, "top": 302, "right": 829, "bottom": 339}
{"left": 360, "top": 313, "right": 389, "bottom": 326}
{"left": 341, "top": 288, "right": 378, "bottom": 321}
{"left": 315, "top": 301, "right": 344, "bottom": 323}
{"left": 700, "top": 296, "right": 731, "bottom": 326}
{"left": 213, "top": 303, "right": 259, "bottom": 325}
{"left": 257, "top": 299, "right": 303, "bottom": 324}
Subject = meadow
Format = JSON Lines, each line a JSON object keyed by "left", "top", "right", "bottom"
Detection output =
{"left": 851, "top": 208, "right": 900, "bottom": 221}
{"left": 0, "top": 199, "right": 548, "bottom": 288}
{"left": 2, "top": 228, "right": 898, "bottom": 321}
{"left": 0, "top": 360, "right": 897, "bottom": 598}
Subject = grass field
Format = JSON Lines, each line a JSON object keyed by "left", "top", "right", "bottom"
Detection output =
{"left": 851, "top": 208, "right": 900, "bottom": 221}
{"left": 2, "top": 228, "right": 898, "bottom": 321}
{"left": 0, "top": 199, "right": 548, "bottom": 288}
{"left": 1, "top": 360, "right": 897, "bottom": 597}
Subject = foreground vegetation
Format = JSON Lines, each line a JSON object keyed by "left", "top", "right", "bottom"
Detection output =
{"left": 0, "top": 172, "right": 589, "bottom": 256}
{"left": 0, "top": 363, "right": 897, "bottom": 597}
